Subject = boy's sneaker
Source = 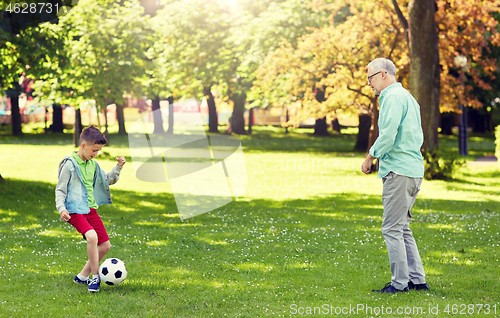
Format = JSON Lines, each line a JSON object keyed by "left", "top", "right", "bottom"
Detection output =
{"left": 73, "top": 276, "right": 90, "bottom": 285}
{"left": 408, "top": 281, "right": 430, "bottom": 291}
{"left": 88, "top": 278, "right": 100, "bottom": 292}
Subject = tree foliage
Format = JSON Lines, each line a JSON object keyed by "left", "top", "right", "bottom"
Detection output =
{"left": 65, "top": 0, "right": 148, "bottom": 110}
{"left": 153, "top": 0, "right": 231, "bottom": 98}
{"left": 434, "top": 0, "right": 500, "bottom": 111}
{"left": 253, "top": 0, "right": 406, "bottom": 130}
{"left": 254, "top": 0, "right": 500, "bottom": 131}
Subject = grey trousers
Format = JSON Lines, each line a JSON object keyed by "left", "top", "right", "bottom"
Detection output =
{"left": 381, "top": 172, "right": 426, "bottom": 290}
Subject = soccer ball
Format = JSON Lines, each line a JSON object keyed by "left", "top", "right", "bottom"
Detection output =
{"left": 99, "top": 258, "right": 127, "bottom": 286}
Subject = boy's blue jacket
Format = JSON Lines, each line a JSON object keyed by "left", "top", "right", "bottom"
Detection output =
{"left": 55, "top": 156, "right": 122, "bottom": 214}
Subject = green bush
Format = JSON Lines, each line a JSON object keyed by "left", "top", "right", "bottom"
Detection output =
{"left": 422, "top": 148, "right": 466, "bottom": 180}
{"left": 496, "top": 125, "right": 500, "bottom": 163}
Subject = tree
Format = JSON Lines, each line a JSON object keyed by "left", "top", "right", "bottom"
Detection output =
{"left": 228, "top": 0, "right": 329, "bottom": 134}
{"left": 253, "top": 0, "right": 405, "bottom": 146}
{"left": 152, "top": 0, "right": 327, "bottom": 135}
{"left": 0, "top": 0, "right": 74, "bottom": 135}
{"left": 256, "top": 0, "right": 500, "bottom": 154}
{"left": 61, "top": 0, "right": 149, "bottom": 138}
{"left": 153, "top": 0, "right": 232, "bottom": 134}
{"left": 1, "top": 23, "right": 67, "bottom": 135}
{"left": 145, "top": 11, "right": 185, "bottom": 135}
{"left": 391, "top": 0, "right": 440, "bottom": 151}
{"left": 392, "top": 0, "right": 500, "bottom": 150}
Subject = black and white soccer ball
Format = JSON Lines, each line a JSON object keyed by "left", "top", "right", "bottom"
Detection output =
{"left": 99, "top": 258, "right": 127, "bottom": 286}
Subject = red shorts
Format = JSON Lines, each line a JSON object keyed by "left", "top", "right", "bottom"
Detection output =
{"left": 68, "top": 208, "right": 109, "bottom": 245}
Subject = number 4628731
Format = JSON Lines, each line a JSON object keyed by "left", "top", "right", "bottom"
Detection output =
{"left": 444, "top": 304, "right": 497, "bottom": 315}
{"left": 6, "top": 3, "right": 59, "bottom": 14}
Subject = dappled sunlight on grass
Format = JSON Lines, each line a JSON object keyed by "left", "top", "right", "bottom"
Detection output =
{"left": 197, "top": 237, "right": 229, "bottom": 245}
{"left": 132, "top": 221, "right": 203, "bottom": 228}
{"left": 161, "top": 213, "right": 179, "bottom": 218}
{"left": 311, "top": 212, "right": 382, "bottom": 222}
{"left": 138, "top": 201, "right": 168, "bottom": 209}
{"left": 38, "top": 229, "right": 76, "bottom": 238}
{"left": 116, "top": 206, "right": 136, "bottom": 212}
{"left": 288, "top": 262, "right": 315, "bottom": 269}
{"left": 15, "top": 223, "right": 42, "bottom": 231}
{"left": 146, "top": 240, "right": 171, "bottom": 247}
{"left": 423, "top": 267, "right": 443, "bottom": 275}
{"left": 427, "top": 224, "right": 458, "bottom": 230}
{"left": 0, "top": 210, "right": 19, "bottom": 216}
{"left": 170, "top": 266, "right": 198, "bottom": 276}
{"left": 234, "top": 262, "right": 270, "bottom": 272}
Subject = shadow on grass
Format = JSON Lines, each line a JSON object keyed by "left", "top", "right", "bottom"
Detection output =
{"left": 461, "top": 170, "right": 500, "bottom": 180}
{"left": 1, "top": 177, "right": 498, "bottom": 234}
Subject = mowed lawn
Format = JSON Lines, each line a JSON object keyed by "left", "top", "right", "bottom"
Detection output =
{"left": 1, "top": 125, "right": 500, "bottom": 317}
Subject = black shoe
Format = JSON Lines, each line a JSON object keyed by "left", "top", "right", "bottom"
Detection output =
{"left": 372, "top": 282, "right": 409, "bottom": 293}
{"left": 408, "top": 281, "right": 429, "bottom": 291}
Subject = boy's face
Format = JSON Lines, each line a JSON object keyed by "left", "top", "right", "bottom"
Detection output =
{"left": 81, "top": 142, "right": 103, "bottom": 161}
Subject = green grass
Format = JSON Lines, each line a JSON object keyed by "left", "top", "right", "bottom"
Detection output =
{"left": 0, "top": 124, "right": 499, "bottom": 317}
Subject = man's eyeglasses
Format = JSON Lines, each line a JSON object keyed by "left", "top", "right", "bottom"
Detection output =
{"left": 367, "top": 71, "right": 383, "bottom": 84}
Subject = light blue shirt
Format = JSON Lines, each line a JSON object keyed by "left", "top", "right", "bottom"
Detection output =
{"left": 369, "top": 83, "right": 424, "bottom": 179}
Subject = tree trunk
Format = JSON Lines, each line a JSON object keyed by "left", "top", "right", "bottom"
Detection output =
{"left": 331, "top": 117, "right": 341, "bottom": 133}
{"left": 285, "top": 107, "right": 290, "bottom": 134}
{"left": 151, "top": 96, "right": 164, "bottom": 134}
{"left": 116, "top": 103, "right": 127, "bottom": 135}
{"left": 167, "top": 96, "right": 174, "bottom": 134}
{"left": 440, "top": 111, "right": 454, "bottom": 135}
{"left": 368, "top": 98, "right": 380, "bottom": 172}
{"left": 248, "top": 107, "right": 254, "bottom": 134}
{"left": 0, "top": 174, "right": 4, "bottom": 182}
{"left": 7, "top": 87, "right": 22, "bottom": 135}
{"left": 231, "top": 92, "right": 247, "bottom": 135}
{"left": 314, "top": 117, "right": 328, "bottom": 136}
{"left": 103, "top": 107, "right": 109, "bottom": 146}
{"left": 204, "top": 86, "right": 218, "bottom": 133}
{"left": 408, "top": 0, "right": 440, "bottom": 151}
{"left": 74, "top": 108, "right": 82, "bottom": 147}
{"left": 469, "top": 108, "right": 486, "bottom": 133}
{"left": 354, "top": 113, "right": 371, "bottom": 151}
{"left": 44, "top": 107, "right": 48, "bottom": 133}
{"left": 368, "top": 98, "right": 379, "bottom": 151}
{"left": 52, "top": 104, "right": 64, "bottom": 133}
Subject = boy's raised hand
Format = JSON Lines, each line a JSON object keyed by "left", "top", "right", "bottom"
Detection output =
{"left": 116, "top": 156, "right": 126, "bottom": 167}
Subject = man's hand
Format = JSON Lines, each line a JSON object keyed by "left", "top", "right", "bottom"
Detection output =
{"left": 60, "top": 210, "right": 71, "bottom": 222}
{"left": 361, "top": 154, "right": 375, "bottom": 174}
{"left": 116, "top": 156, "right": 126, "bottom": 167}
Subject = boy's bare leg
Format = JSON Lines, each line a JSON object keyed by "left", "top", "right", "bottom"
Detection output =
{"left": 79, "top": 230, "right": 111, "bottom": 277}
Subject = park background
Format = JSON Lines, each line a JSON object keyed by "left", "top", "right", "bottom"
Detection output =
{"left": 1, "top": 0, "right": 500, "bottom": 317}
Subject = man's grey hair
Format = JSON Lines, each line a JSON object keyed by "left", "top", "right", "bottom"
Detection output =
{"left": 368, "top": 58, "right": 397, "bottom": 76}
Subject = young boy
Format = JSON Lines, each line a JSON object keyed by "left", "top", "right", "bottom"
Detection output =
{"left": 55, "top": 126, "right": 126, "bottom": 292}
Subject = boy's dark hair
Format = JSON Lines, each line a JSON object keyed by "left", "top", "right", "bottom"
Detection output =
{"left": 80, "top": 126, "right": 107, "bottom": 145}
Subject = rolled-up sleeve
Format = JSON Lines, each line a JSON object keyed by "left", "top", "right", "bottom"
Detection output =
{"left": 369, "top": 96, "right": 403, "bottom": 159}
{"left": 55, "top": 162, "right": 70, "bottom": 213}
{"left": 106, "top": 165, "right": 123, "bottom": 185}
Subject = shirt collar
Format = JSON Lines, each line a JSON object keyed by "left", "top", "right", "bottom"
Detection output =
{"left": 380, "top": 82, "right": 402, "bottom": 98}
{"left": 72, "top": 151, "right": 87, "bottom": 164}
